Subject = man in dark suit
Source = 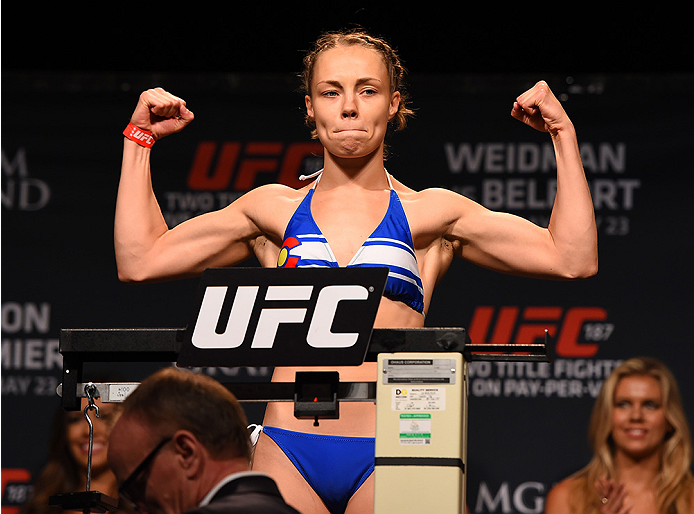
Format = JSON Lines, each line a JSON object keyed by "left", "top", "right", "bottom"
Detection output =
{"left": 107, "top": 367, "right": 299, "bottom": 514}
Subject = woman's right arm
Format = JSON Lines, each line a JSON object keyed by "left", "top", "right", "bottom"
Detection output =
{"left": 114, "top": 88, "right": 263, "bottom": 282}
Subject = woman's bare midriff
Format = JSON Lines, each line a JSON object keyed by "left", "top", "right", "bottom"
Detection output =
{"left": 261, "top": 297, "right": 425, "bottom": 437}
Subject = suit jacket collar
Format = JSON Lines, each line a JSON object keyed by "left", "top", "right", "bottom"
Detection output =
{"left": 201, "top": 472, "right": 281, "bottom": 506}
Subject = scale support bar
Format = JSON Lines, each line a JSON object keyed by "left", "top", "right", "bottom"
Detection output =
{"left": 57, "top": 381, "right": 377, "bottom": 403}
{"left": 58, "top": 327, "right": 548, "bottom": 409}
{"left": 59, "top": 327, "right": 548, "bottom": 361}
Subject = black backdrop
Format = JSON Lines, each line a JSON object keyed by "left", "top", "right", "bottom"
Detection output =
{"left": 3, "top": 5, "right": 693, "bottom": 514}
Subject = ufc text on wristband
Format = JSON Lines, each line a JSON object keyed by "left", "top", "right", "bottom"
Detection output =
{"left": 123, "top": 123, "right": 155, "bottom": 148}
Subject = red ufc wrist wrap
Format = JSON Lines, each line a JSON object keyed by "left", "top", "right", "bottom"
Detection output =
{"left": 123, "top": 123, "right": 155, "bottom": 148}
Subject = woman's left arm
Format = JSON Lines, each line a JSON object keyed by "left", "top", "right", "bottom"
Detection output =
{"left": 437, "top": 81, "right": 598, "bottom": 279}
{"left": 513, "top": 80, "right": 598, "bottom": 278}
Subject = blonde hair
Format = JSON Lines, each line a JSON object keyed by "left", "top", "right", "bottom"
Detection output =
{"left": 300, "top": 28, "right": 414, "bottom": 152}
{"left": 569, "top": 357, "right": 694, "bottom": 513}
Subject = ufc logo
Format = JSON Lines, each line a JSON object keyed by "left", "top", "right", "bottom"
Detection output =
{"left": 1, "top": 468, "right": 31, "bottom": 514}
{"left": 468, "top": 306, "right": 610, "bottom": 358}
{"left": 191, "top": 284, "right": 368, "bottom": 350}
{"left": 128, "top": 128, "right": 155, "bottom": 146}
{"left": 187, "top": 141, "right": 324, "bottom": 191}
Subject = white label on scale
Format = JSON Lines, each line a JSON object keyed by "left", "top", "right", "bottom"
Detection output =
{"left": 392, "top": 386, "right": 446, "bottom": 411}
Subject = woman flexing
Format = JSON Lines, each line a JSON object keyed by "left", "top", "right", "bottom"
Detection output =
{"left": 114, "top": 29, "right": 598, "bottom": 514}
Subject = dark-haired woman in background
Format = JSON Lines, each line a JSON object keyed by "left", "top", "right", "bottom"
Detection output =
{"left": 22, "top": 398, "right": 132, "bottom": 514}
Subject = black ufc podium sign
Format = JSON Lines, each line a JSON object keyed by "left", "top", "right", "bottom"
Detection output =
{"left": 177, "top": 267, "right": 388, "bottom": 367}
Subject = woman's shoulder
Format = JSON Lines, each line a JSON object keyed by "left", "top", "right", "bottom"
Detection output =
{"left": 545, "top": 476, "right": 582, "bottom": 513}
{"left": 247, "top": 182, "right": 311, "bottom": 199}
{"left": 393, "top": 182, "right": 472, "bottom": 206}
{"left": 389, "top": 174, "right": 475, "bottom": 205}
{"left": 217, "top": 182, "right": 311, "bottom": 235}
{"left": 393, "top": 184, "right": 481, "bottom": 228}
{"left": 229, "top": 183, "right": 310, "bottom": 214}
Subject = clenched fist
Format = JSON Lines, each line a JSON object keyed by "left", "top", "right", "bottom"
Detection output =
{"left": 129, "top": 87, "right": 195, "bottom": 141}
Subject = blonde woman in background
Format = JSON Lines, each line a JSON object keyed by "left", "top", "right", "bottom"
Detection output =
{"left": 545, "top": 357, "right": 694, "bottom": 514}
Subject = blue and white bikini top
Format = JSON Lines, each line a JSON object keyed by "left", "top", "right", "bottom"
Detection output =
{"left": 277, "top": 170, "right": 425, "bottom": 314}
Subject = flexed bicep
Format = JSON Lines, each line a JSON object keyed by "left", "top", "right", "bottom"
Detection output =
{"left": 450, "top": 81, "right": 597, "bottom": 279}
{"left": 450, "top": 202, "right": 563, "bottom": 278}
{"left": 116, "top": 200, "right": 260, "bottom": 282}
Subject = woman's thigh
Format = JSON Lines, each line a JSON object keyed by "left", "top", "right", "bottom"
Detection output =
{"left": 252, "top": 432, "right": 331, "bottom": 514}
{"left": 345, "top": 472, "right": 374, "bottom": 514}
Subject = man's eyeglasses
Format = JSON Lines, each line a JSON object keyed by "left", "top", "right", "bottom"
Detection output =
{"left": 118, "top": 437, "right": 172, "bottom": 507}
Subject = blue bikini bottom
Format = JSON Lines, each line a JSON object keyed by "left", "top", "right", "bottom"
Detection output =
{"left": 261, "top": 426, "right": 375, "bottom": 514}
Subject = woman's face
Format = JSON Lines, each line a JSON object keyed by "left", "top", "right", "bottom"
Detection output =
{"left": 66, "top": 398, "right": 120, "bottom": 473}
{"left": 610, "top": 374, "right": 672, "bottom": 460}
{"left": 305, "top": 44, "right": 400, "bottom": 160}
